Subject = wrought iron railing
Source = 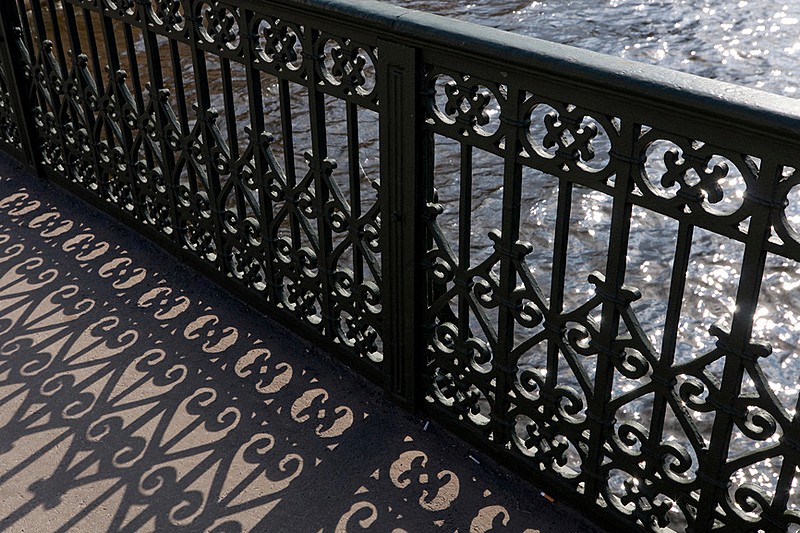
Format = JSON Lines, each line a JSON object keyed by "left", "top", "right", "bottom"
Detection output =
{"left": 2, "top": 0, "right": 800, "bottom": 531}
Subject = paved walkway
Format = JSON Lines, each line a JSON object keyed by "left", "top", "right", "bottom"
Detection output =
{"left": 0, "top": 152, "right": 602, "bottom": 532}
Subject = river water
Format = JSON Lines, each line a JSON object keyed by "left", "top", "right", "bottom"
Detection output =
{"left": 394, "top": 0, "right": 800, "bottom": 97}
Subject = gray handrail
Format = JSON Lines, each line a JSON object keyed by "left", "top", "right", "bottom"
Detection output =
{"left": 264, "top": 0, "right": 800, "bottom": 143}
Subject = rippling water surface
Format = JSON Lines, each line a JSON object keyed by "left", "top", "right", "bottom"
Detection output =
{"left": 395, "top": 0, "right": 800, "bottom": 96}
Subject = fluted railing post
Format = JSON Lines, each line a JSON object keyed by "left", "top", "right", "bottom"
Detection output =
{"left": 379, "top": 38, "right": 424, "bottom": 409}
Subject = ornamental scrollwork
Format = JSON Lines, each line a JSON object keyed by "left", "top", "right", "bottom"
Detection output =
{"left": 317, "top": 34, "right": 379, "bottom": 105}
{"left": 198, "top": 2, "right": 241, "bottom": 51}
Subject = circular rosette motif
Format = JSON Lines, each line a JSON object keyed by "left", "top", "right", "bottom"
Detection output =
{"left": 637, "top": 131, "right": 754, "bottom": 219}
{"left": 522, "top": 99, "right": 617, "bottom": 180}
{"left": 425, "top": 70, "right": 504, "bottom": 142}
{"left": 149, "top": 0, "right": 186, "bottom": 31}
{"left": 198, "top": 2, "right": 241, "bottom": 51}
{"left": 255, "top": 17, "right": 304, "bottom": 72}
{"left": 318, "top": 37, "right": 377, "bottom": 99}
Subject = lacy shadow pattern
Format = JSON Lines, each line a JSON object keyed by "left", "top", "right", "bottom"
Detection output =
{"left": 0, "top": 159, "right": 581, "bottom": 532}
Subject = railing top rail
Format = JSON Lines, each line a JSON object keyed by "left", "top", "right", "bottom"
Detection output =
{"left": 257, "top": 0, "right": 800, "bottom": 144}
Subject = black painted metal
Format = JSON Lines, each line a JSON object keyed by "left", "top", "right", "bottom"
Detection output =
{"left": 1, "top": 1, "right": 800, "bottom": 531}
{"left": 0, "top": 6, "right": 36, "bottom": 170}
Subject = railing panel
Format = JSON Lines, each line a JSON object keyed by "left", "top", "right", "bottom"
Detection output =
{"left": 2, "top": 0, "right": 389, "bottom": 380}
{"left": 417, "top": 33, "right": 800, "bottom": 531}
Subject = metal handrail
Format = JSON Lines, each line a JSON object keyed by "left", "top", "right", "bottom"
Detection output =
{"left": 260, "top": 0, "right": 800, "bottom": 144}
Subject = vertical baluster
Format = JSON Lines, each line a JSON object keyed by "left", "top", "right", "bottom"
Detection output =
{"left": 122, "top": 23, "right": 145, "bottom": 125}
{"left": 219, "top": 57, "right": 238, "bottom": 161}
{"left": 169, "top": 40, "right": 190, "bottom": 137}
{"left": 219, "top": 55, "right": 243, "bottom": 225}
{"left": 186, "top": 1, "right": 224, "bottom": 270}
{"left": 14, "top": 0, "right": 34, "bottom": 58}
{"left": 279, "top": 79, "right": 296, "bottom": 187}
{"left": 166, "top": 36, "right": 194, "bottom": 249}
{"left": 490, "top": 85, "right": 526, "bottom": 446}
{"left": 346, "top": 102, "right": 363, "bottom": 285}
{"left": 546, "top": 180, "right": 573, "bottom": 399}
{"left": 118, "top": 20, "right": 148, "bottom": 220}
{"left": 44, "top": 0, "right": 67, "bottom": 70}
{"left": 138, "top": 0, "right": 182, "bottom": 245}
{"left": 27, "top": 0, "right": 47, "bottom": 49}
{"left": 278, "top": 77, "right": 301, "bottom": 250}
{"left": 61, "top": 1, "right": 103, "bottom": 196}
{"left": 81, "top": 9, "right": 104, "bottom": 94}
{"left": 583, "top": 119, "right": 639, "bottom": 501}
{"left": 95, "top": 2, "right": 126, "bottom": 203}
{"left": 302, "top": 28, "right": 334, "bottom": 335}
{"left": 28, "top": 0, "right": 67, "bottom": 180}
{"left": 422, "top": 104, "right": 437, "bottom": 316}
{"left": 240, "top": 8, "right": 276, "bottom": 301}
{"left": 643, "top": 222, "right": 703, "bottom": 480}
{"left": 457, "top": 141, "right": 473, "bottom": 360}
{"left": 772, "top": 376, "right": 800, "bottom": 517}
{"left": 658, "top": 223, "right": 694, "bottom": 374}
{"left": 692, "top": 159, "right": 779, "bottom": 529}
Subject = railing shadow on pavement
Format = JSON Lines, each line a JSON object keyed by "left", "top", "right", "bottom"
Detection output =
{"left": 0, "top": 152, "right": 595, "bottom": 532}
